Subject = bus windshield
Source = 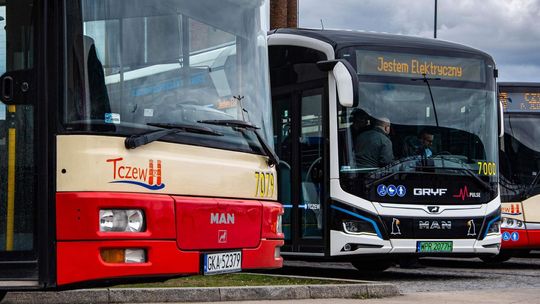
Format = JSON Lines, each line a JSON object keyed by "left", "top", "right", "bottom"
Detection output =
{"left": 337, "top": 49, "right": 498, "bottom": 204}
{"left": 64, "top": 0, "right": 272, "bottom": 154}
{"left": 500, "top": 113, "right": 540, "bottom": 201}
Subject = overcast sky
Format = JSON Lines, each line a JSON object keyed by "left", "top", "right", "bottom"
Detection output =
{"left": 299, "top": 0, "right": 540, "bottom": 82}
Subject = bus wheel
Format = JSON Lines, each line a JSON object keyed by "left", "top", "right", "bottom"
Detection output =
{"left": 480, "top": 251, "right": 512, "bottom": 264}
{"left": 351, "top": 259, "right": 394, "bottom": 272}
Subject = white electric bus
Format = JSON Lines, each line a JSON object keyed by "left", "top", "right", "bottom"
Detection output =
{"left": 268, "top": 28, "right": 502, "bottom": 270}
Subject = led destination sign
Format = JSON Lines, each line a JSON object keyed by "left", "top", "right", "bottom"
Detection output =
{"left": 356, "top": 50, "right": 485, "bottom": 82}
{"left": 500, "top": 91, "right": 540, "bottom": 112}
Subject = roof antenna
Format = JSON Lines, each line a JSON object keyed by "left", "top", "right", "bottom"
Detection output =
{"left": 320, "top": 19, "right": 325, "bottom": 30}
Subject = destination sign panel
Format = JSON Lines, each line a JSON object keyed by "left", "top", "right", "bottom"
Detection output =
{"left": 500, "top": 91, "right": 540, "bottom": 112}
{"left": 356, "top": 50, "right": 485, "bottom": 82}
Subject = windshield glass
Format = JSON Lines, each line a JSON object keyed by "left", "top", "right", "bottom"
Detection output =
{"left": 64, "top": 0, "right": 272, "bottom": 154}
{"left": 500, "top": 112, "right": 540, "bottom": 201}
{"left": 337, "top": 48, "right": 498, "bottom": 204}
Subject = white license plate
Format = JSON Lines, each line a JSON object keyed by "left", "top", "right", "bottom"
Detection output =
{"left": 203, "top": 251, "right": 242, "bottom": 275}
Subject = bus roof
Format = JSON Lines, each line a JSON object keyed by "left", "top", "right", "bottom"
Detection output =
{"left": 270, "top": 28, "right": 494, "bottom": 60}
{"left": 498, "top": 82, "right": 540, "bottom": 88}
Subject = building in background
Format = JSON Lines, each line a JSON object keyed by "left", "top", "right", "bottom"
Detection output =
{"left": 270, "top": 0, "right": 297, "bottom": 29}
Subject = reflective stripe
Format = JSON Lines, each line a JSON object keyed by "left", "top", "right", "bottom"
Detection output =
{"left": 6, "top": 106, "right": 16, "bottom": 251}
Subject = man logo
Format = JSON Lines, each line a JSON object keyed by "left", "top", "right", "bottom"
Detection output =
{"left": 467, "top": 220, "right": 476, "bottom": 236}
{"left": 218, "top": 230, "right": 228, "bottom": 243}
{"left": 391, "top": 218, "right": 401, "bottom": 235}
{"left": 427, "top": 206, "right": 440, "bottom": 213}
{"left": 210, "top": 213, "right": 235, "bottom": 224}
{"left": 419, "top": 220, "right": 451, "bottom": 230}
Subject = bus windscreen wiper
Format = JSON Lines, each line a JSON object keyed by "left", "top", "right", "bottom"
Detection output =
{"left": 125, "top": 122, "right": 223, "bottom": 149}
{"left": 199, "top": 119, "right": 279, "bottom": 166}
{"left": 412, "top": 74, "right": 441, "bottom": 127}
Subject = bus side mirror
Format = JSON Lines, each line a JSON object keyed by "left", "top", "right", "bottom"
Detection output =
{"left": 317, "top": 59, "right": 358, "bottom": 108}
{"left": 498, "top": 99, "right": 504, "bottom": 138}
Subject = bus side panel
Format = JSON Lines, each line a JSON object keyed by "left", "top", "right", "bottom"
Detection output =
{"left": 56, "top": 241, "right": 199, "bottom": 286}
{"left": 56, "top": 192, "right": 176, "bottom": 240}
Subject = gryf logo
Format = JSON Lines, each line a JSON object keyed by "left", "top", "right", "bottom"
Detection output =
{"left": 211, "top": 213, "right": 235, "bottom": 224}
{"left": 413, "top": 188, "right": 447, "bottom": 196}
{"left": 107, "top": 158, "right": 165, "bottom": 190}
{"left": 452, "top": 186, "right": 481, "bottom": 201}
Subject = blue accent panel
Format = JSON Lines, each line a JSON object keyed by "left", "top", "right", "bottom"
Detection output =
{"left": 483, "top": 215, "right": 501, "bottom": 238}
{"left": 282, "top": 205, "right": 293, "bottom": 208}
{"left": 109, "top": 180, "right": 166, "bottom": 190}
{"left": 330, "top": 205, "right": 382, "bottom": 239}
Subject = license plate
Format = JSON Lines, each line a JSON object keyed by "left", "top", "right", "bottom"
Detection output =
{"left": 203, "top": 251, "right": 242, "bottom": 275}
{"left": 417, "top": 241, "right": 453, "bottom": 253}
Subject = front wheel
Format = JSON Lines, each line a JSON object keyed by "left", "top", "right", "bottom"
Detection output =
{"left": 351, "top": 259, "right": 394, "bottom": 272}
{"left": 480, "top": 251, "right": 512, "bottom": 264}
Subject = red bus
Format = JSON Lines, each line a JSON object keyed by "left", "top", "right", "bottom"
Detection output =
{"left": 0, "top": 0, "right": 283, "bottom": 296}
{"left": 491, "top": 82, "right": 540, "bottom": 262}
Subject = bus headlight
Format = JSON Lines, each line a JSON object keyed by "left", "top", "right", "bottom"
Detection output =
{"left": 501, "top": 217, "right": 524, "bottom": 229}
{"left": 487, "top": 220, "right": 500, "bottom": 234}
{"left": 342, "top": 220, "right": 377, "bottom": 235}
{"left": 99, "top": 209, "right": 145, "bottom": 232}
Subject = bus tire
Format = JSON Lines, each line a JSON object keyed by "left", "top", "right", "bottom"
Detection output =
{"left": 480, "top": 251, "right": 512, "bottom": 264}
{"left": 351, "top": 259, "right": 394, "bottom": 272}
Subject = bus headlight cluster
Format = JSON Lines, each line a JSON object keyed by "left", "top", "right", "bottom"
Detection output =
{"left": 501, "top": 217, "right": 525, "bottom": 229}
{"left": 99, "top": 209, "right": 145, "bottom": 232}
{"left": 487, "top": 220, "right": 501, "bottom": 235}
{"left": 342, "top": 220, "right": 376, "bottom": 235}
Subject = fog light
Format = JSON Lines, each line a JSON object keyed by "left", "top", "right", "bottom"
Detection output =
{"left": 100, "top": 209, "right": 145, "bottom": 232}
{"left": 343, "top": 243, "right": 352, "bottom": 251}
{"left": 101, "top": 248, "right": 146, "bottom": 264}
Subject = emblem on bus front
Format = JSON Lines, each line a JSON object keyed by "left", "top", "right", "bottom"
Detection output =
{"left": 106, "top": 157, "right": 165, "bottom": 190}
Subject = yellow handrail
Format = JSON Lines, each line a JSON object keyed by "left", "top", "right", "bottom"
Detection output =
{"left": 6, "top": 105, "right": 16, "bottom": 251}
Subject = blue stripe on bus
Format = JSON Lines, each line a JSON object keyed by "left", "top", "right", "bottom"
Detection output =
{"left": 483, "top": 215, "right": 501, "bottom": 238}
{"left": 330, "top": 205, "right": 382, "bottom": 239}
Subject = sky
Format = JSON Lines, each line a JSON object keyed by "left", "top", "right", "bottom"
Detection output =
{"left": 299, "top": 0, "right": 540, "bottom": 82}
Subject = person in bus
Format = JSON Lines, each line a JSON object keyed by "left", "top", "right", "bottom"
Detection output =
{"left": 354, "top": 117, "right": 394, "bottom": 168}
{"left": 402, "top": 129, "right": 435, "bottom": 158}
{"left": 349, "top": 108, "right": 372, "bottom": 140}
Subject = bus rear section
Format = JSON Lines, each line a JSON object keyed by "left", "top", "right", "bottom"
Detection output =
{"left": 1, "top": 0, "right": 282, "bottom": 291}
{"left": 269, "top": 29, "right": 502, "bottom": 269}
{"left": 496, "top": 83, "right": 540, "bottom": 262}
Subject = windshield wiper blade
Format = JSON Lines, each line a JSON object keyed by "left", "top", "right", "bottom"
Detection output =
{"left": 199, "top": 119, "right": 279, "bottom": 166}
{"left": 125, "top": 122, "right": 223, "bottom": 149}
{"left": 412, "top": 74, "right": 441, "bottom": 127}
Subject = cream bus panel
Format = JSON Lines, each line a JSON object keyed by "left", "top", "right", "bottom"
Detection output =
{"left": 521, "top": 195, "right": 540, "bottom": 223}
{"left": 501, "top": 202, "right": 525, "bottom": 221}
{"left": 57, "top": 135, "right": 277, "bottom": 200}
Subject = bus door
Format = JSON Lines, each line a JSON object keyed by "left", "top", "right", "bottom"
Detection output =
{"left": 273, "top": 82, "right": 328, "bottom": 254}
{"left": 0, "top": 0, "right": 41, "bottom": 288}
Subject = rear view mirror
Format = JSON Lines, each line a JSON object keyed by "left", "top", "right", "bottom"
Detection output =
{"left": 498, "top": 99, "right": 504, "bottom": 138}
{"left": 317, "top": 59, "right": 358, "bottom": 107}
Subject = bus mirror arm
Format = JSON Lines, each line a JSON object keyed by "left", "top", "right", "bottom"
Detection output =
{"left": 498, "top": 99, "right": 504, "bottom": 138}
{"left": 0, "top": 69, "right": 35, "bottom": 105}
{"left": 317, "top": 59, "right": 359, "bottom": 108}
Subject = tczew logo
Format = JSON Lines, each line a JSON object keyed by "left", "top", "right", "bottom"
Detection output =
{"left": 107, "top": 158, "right": 165, "bottom": 190}
{"left": 452, "top": 186, "right": 480, "bottom": 201}
{"left": 413, "top": 188, "right": 447, "bottom": 196}
{"left": 210, "top": 213, "right": 235, "bottom": 224}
